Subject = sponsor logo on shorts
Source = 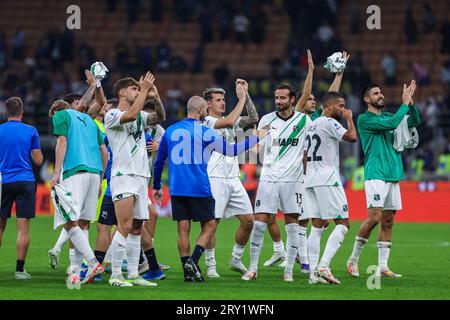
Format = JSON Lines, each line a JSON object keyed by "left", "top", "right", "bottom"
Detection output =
{"left": 101, "top": 211, "right": 108, "bottom": 219}
{"left": 255, "top": 200, "right": 260, "bottom": 207}
{"left": 117, "top": 194, "right": 124, "bottom": 200}
{"left": 343, "top": 204, "right": 348, "bottom": 212}
{"left": 374, "top": 194, "right": 380, "bottom": 201}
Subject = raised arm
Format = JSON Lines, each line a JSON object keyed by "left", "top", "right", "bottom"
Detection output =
{"left": 341, "top": 109, "right": 357, "bottom": 142}
{"left": 120, "top": 72, "right": 154, "bottom": 124}
{"left": 328, "top": 51, "right": 350, "bottom": 92}
{"left": 206, "top": 125, "right": 269, "bottom": 157}
{"left": 362, "top": 83, "right": 415, "bottom": 131}
{"left": 238, "top": 80, "right": 259, "bottom": 129}
{"left": 212, "top": 82, "right": 246, "bottom": 129}
{"left": 146, "top": 83, "right": 166, "bottom": 126}
{"left": 406, "top": 80, "right": 421, "bottom": 128}
{"left": 296, "top": 49, "right": 314, "bottom": 113}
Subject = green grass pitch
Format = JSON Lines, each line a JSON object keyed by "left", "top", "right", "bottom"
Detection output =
{"left": 0, "top": 216, "right": 449, "bottom": 300}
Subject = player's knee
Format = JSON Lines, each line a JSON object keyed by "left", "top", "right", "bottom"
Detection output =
{"left": 381, "top": 219, "right": 394, "bottom": 230}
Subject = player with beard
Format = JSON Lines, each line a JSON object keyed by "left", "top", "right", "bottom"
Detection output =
{"left": 242, "top": 83, "right": 311, "bottom": 282}
{"left": 264, "top": 50, "right": 349, "bottom": 275}
{"left": 347, "top": 81, "right": 420, "bottom": 278}
{"left": 303, "top": 91, "right": 357, "bottom": 284}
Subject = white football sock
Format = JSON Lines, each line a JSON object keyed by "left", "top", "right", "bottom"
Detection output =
{"left": 319, "top": 224, "right": 348, "bottom": 269}
{"left": 349, "top": 236, "right": 368, "bottom": 262}
{"left": 53, "top": 228, "right": 69, "bottom": 253}
{"left": 232, "top": 243, "right": 245, "bottom": 260}
{"left": 249, "top": 220, "right": 267, "bottom": 271}
{"left": 69, "top": 247, "right": 76, "bottom": 267}
{"left": 298, "top": 226, "right": 309, "bottom": 265}
{"left": 126, "top": 234, "right": 141, "bottom": 279}
{"left": 104, "top": 246, "right": 112, "bottom": 264}
{"left": 377, "top": 241, "right": 391, "bottom": 271}
{"left": 111, "top": 231, "right": 127, "bottom": 278}
{"left": 285, "top": 223, "right": 300, "bottom": 273}
{"left": 308, "top": 226, "right": 324, "bottom": 275}
{"left": 273, "top": 240, "right": 285, "bottom": 253}
{"left": 67, "top": 226, "right": 95, "bottom": 264}
{"left": 205, "top": 249, "right": 216, "bottom": 267}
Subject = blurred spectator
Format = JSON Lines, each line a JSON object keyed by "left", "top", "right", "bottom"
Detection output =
{"left": 381, "top": 52, "right": 397, "bottom": 86}
{"left": 12, "top": 29, "right": 25, "bottom": 61}
{"left": 0, "top": 33, "right": 7, "bottom": 70}
{"left": 441, "top": 60, "right": 450, "bottom": 88}
{"left": 404, "top": 9, "right": 418, "bottom": 45}
{"left": 424, "top": 96, "right": 439, "bottom": 129}
{"left": 150, "top": 0, "right": 163, "bottom": 22}
{"left": 233, "top": 11, "right": 250, "bottom": 45}
{"left": 249, "top": 6, "right": 266, "bottom": 44}
{"left": 440, "top": 12, "right": 450, "bottom": 54}
{"left": 191, "top": 44, "right": 204, "bottom": 74}
{"left": 165, "top": 82, "right": 185, "bottom": 123}
{"left": 174, "top": 0, "right": 198, "bottom": 23}
{"left": 218, "top": 9, "right": 233, "bottom": 42}
{"left": 106, "top": 0, "right": 118, "bottom": 13}
{"left": 115, "top": 40, "right": 129, "bottom": 72}
{"left": 60, "top": 29, "right": 75, "bottom": 62}
{"left": 170, "top": 55, "right": 188, "bottom": 73}
{"left": 156, "top": 40, "right": 171, "bottom": 72}
{"left": 317, "top": 20, "right": 334, "bottom": 43}
{"left": 213, "top": 62, "right": 230, "bottom": 87}
{"left": 412, "top": 62, "right": 430, "bottom": 86}
{"left": 126, "top": 0, "right": 142, "bottom": 26}
{"left": 349, "top": 3, "right": 361, "bottom": 35}
{"left": 199, "top": 7, "right": 214, "bottom": 43}
{"left": 422, "top": 3, "right": 436, "bottom": 33}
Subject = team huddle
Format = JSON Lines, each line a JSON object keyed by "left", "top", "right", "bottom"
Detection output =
{"left": 0, "top": 49, "right": 421, "bottom": 288}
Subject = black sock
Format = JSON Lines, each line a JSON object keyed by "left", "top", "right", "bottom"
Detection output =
{"left": 139, "top": 249, "right": 146, "bottom": 265}
{"left": 145, "top": 248, "right": 160, "bottom": 272}
{"left": 94, "top": 250, "right": 106, "bottom": 264}
{"left": 181, "top": 256, "right": 189, "bottom": 277}
{"left": 16, "top": 260, "right": 25, "bottom": 272}
{"left": 191, "top": 245, "right": 205, "bottom": 266}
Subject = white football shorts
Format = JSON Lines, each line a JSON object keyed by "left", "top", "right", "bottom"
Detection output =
{"left": 61, "top": 172, "right": 101, "bottom": 222}
{"left": 303, "top": 185, "right": 349, "bottom": 220}
{"left": 209, "top": 177, "right": 253, "bottom": 219}
{"left": 364, "top": 179, "right": 402, "bottom": 211}
{"left": 255, "top": 181, "right": 303, "bottom": 215}
{"left": 110, "top": 175, "right": 150, "bottom": 220}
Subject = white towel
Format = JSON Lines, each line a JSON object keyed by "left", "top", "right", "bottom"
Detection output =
{"left": 393, "top": 115, "right": 419, "bottom": 152}
{"left": 51, "top": 184, "right": 79, "bottom": 230}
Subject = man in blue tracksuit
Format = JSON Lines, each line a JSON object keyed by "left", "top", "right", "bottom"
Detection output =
{"left": 153, "top": 92, "right": 268, "bottom": 282}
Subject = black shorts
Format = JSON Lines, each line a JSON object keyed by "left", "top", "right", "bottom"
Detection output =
{"left": 171, "top": 196, "right": 215, "bottom": 222}
{"left": 98, "top": 195, "right": 117, "bottom": 226}
{"left": 1, "top": 181, "right": 36, "bottom": 219}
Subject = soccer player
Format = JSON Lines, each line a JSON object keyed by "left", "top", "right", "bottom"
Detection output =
{"left": 104, "top": 73, "right": 164, "bottom": 287}
{"left": 242, "top": 83, "right": 311, "bottom": 282}
{"left": 152, "top": 93, "right": 268, "bottom": 282}
{"left": 0, "top": 97, "right": 43, "bottom": 279}
{"left": 263, "top": 50, "right": 349, "bottom": 272}
{"left": 202, "top": 79, "right": 259, "bottom": 278}
{"left": 347, "top": 81, "right": 420, "bottom": 278}
{"left": 303, "top": 91, "right": 357, "bottom": 285}
{"left": 51, "top": 98, "right": 108, "bottom": 285}
{"left": 48, "top": 70, "right": 107, "bottom": 269}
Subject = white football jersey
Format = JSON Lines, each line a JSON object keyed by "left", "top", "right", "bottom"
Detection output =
{"left": 105, "top": 109, "right": 151, "bottom": 178}
{"left": 304, "top": 116, "right": 347, "bottom": 188}
{"left": 146, "top": 124, "right": 165, "bottom": 171}
{"left": 258, "top": 111, "right": 310, "bottom": 182}
{"left": 203, "top": 115, "right": 241, "bottom": 179}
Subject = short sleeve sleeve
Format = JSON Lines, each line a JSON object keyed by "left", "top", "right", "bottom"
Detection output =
{"left": 52, "top": 111, "right": 70, "bottom": 137}
{"left": 203, "top": 116, "right": 217, "bottom": 129}
{"left": 104, "top": 109, "right": 123, "bottom": 130}
{"left": 327, "top": 118, "right": 347, "bottom": 141}
{"left": 257, "top": 115, "right": 269, "bottom": 146}
{"left": 97, "top": 127, "right": 106, "bottom": 145}
{"left": 31, "top": 128, "right": 41, "bottom": 150}
{"left": 154, "top": 124, "right": 165, "bottom": 142}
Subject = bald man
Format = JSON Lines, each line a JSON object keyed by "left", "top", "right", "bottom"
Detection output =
{"left": 152, "top": 94, "right": 269, "bottom": 282}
